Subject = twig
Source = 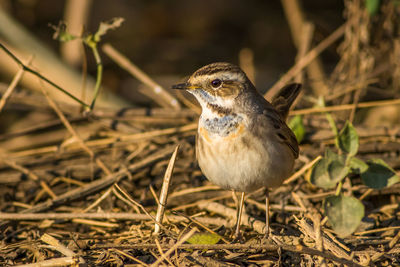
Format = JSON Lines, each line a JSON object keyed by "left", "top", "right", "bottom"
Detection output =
{"left": 112, "top": 182, "right": 141, "bottom": 214}
{"left": 8, "top": 123, "right": 197, "bottom": 159}
{"left": 0, "top": 42, "right": 89, "bottom": 108}
{"left": 284, "top": 155, "right": 322, "bottom": 184}
{"left": 113, "top": 183, "right": 173, "bottom": 235}
{"left": 71, "top": 218, "right": 118, "bottom": 228}
{"left": 149, "top": 184, "right": 160, "bottom": 206}
{"left": 197, "top": 201, "right": 266, "bottom": 234}
{"left": 112, "top": 248, "right": 149, "bottom": 267}
{"left": 61, "top": 0, "right": 92, "bottom": 66}
{"left": 245, "top": 198, "right": 305, "bottom": 212}
{"left": 295, "top": 217, "right": 351, "bottom": 260}
{"left": 12, "top": 256, "right": 81, "bottom": 267}
{"left": 0, "top": 158, "right": 57, "bottom": 199}
{"left": 290, "top": 98, "right": 400, "bottom": 116}
{"left": 87, "top": 39, "right": 103, "bottom": 110}
{"left": 0, "top": 55, "right": 32, "bottom": 112}
{"left": 355, "top": 226, "right": 400, "bottom": 236}
{"left": 358, "top": 188, "right": 373, "bottom": 201}
{"left": 40, "top": 234, "right": 78, "bottom": 258}
{"left": 0, "top": 212, "right": 230, "bottom": 226}
{"left": 171, "top": 210, "right": 230, "bottom": 244}
{"left": 0, "top": 158, "right": 39, "bottom": 181}
{"left": 325, "top": 78, "right": 378, "bottom": 101}
{"left": 38, "top": 80, "right": 111, "bottom": 175}
{"left": 154, "top": 145, "right": 179, "bottom": 234}
{"left": 93, "top": 243, "right": 364, "bottom": 267}
{"left": 154, "top": 239, "right": 174, "bottom": 266}
{"left": 281, "top": 0, "right": 328, "bottom": 95}
{"left": 102, "top": 43, "right": 181, "bottom": 110}
{"left": 389, "top": 230, "right": 400, "bottom": 249}
{"left": 82, "top": 186, "right": 112, "bottom": 212}
{"left": 280, "top": 0, "right": 305, "bottom": 47}
{"left": 0, "top": 115, "right": 84, "bottom": 141}
{"left": 12, "top": 145, "right": 174, "bottom": 215}
{"left": 349, "top": 84, "right": 364, "bottom": 123}
{"left": 150, "top": 228, "right": 197, "bottom": 267}
{"left": 265, "top": 22, "right": 347, "bottom": 99}
{"left": 291, "top": 191, "right": 307, "bottom": 211}
{"left": 0, "top": 10, "right": 128, "bottom": 108}
{"left": 311, "top": 213, "right": 325, "bottom": 266}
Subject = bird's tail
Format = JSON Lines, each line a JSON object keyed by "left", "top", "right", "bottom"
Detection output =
{"left": 271, "top": 83, "right": 302, "bottom": 120}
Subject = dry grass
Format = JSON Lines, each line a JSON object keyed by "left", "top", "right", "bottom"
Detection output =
{"left": 1, "top": 1, "right": 400, "bottom": 266}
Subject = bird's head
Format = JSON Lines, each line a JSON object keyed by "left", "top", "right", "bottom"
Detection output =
{"left": 172, "top": 62, "right": 254, "bottom": 114}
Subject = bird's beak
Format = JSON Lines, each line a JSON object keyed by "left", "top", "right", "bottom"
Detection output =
{"left": 172, "top": 82, "right": 198, "bottom": 90}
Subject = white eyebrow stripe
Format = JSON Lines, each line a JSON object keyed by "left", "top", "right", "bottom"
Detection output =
{"left": 206, "top": 72, "right": 244, "bottom": 82}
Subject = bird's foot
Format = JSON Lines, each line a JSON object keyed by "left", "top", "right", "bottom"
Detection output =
{"left": 231, "top": 231, "right": 245, "bottom": 244}
{"left": 261, "top": 226, "right": 271, "bottom": 242}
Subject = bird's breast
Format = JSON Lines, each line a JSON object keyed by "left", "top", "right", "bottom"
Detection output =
{"left": 199, "top": 113, "right": 245, "bottom": 140}
{"left": 196, "top": 112, "right": 294, "bottom": 192}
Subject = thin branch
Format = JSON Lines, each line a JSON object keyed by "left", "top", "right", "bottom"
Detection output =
{"left": 38, "top": 81, "right": 111, "bottom": 175}
{"left": 154, "top": 145, "right": 179, "bottom": 234}
{"left": 290, "top": 98, "right": 400, "bottom": 115}
{"left": 0, "top": 212, "right": 229, "bottom": 226}
{"left": 150, "top": 228, "right": 197, "bottom": 267}
{"left": 8, "top": 123, "right": 197, "bottom": 159}
{"left": 102, "top": 43, "right": 181, "bottom": 110}
{"left": 88, "top": 42, "right": 103, "bottom": 110}
{"left": 0, "top": 42, "right": 89, "bottom": 108}
{"left": 284, "top": 155, "right": 322, "bottom": 184}
{"left": 0, "top": 56, "right": 32, "bottom": 112}
{"left": 12, "top": 256, "right": 81, "bottom": 267}
{"left": 265, "top": 22, "right": 347, "bottom": 99}
{"left": 0, "top": 158, "right": 57, "bottom": 199}
{"left": 93, "top": 243, "right": 363, "bottom": 267}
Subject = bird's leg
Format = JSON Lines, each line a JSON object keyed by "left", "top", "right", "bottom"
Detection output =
{"left": 234, "top": 192, "right": 245, "bottom": 239}
{"left": 265, "top": 188, "right": 270, "bottom": 238}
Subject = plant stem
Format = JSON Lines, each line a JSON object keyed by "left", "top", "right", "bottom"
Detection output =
{"left": 88, "top": 43, "right": 103, "bottom": 110}
{"left": 0, "top": 42, "right": 89, "bottom": 108}
{"left": 325, "top": 112, "right": 338, "bottom": 136}
{"left": 335, "top": 181, "right": 343, "bottom": 196}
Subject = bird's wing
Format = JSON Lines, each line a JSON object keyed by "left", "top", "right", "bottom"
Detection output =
{"left": 271, "top": 83, "right": 302, "bottom": 120}
{"left": 262, "top": 107, "right": 299, "bottom": 159}
{"left": 251, "top": 97, "right": 299, "bottom": 159}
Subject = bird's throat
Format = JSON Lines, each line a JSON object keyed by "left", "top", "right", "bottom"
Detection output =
{"left": 199, "top": 108, "right": 243, "bottom": 137}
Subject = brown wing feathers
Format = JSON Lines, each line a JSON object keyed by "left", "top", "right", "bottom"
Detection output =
{"left": 271, "top": 83, "right": 302, "bottom": 120}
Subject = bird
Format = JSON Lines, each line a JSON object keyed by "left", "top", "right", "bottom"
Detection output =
{"left": 172, "top": 62, "right": 300, "bottom": 238}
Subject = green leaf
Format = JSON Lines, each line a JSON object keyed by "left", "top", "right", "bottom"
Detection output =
{"left": 324, "top": 195, "right": 364, "bottom": 238}
{"left": 310, "top": 158, "right": 331, "bottom": 187}
{"left": 349, "top": 157, "right": 369, "bottom": 174}
{"left": 310, "top": 150, "right": 349, "bottom": 189}
{"left": 366, "top": 0, "right": 380, "bottom": 16}
{"left": 361, "top": 159, "right": 400, "bottom": 189}
{"left": 288, "top": 115, "right": 305, "bottom": 143}
{"left": 328, "top": 159, "right": 348, "bottom": 181}
{"left": 186, "top": 233, "right": 221, "bottom": 245}
{"left": 336, "top": 121, "right": 359, "bottom": 156}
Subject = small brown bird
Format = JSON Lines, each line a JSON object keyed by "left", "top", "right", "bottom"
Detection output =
{"left": 173, "top": 62, "right": 300, "bottom": 238}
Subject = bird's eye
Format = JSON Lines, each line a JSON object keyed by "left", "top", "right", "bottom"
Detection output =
{"left": 210, "top": 79, "right": 222, "bottom": 88}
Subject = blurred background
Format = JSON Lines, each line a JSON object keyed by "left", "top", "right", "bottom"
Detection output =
{"left": 0, "top": 0, "right": 399, "bottom": 140}
{"left": 0, "top": 0, "right": 344, "bottom": 107}
{"left": 1, "top": 4, "right": 400, "bottom": 264}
